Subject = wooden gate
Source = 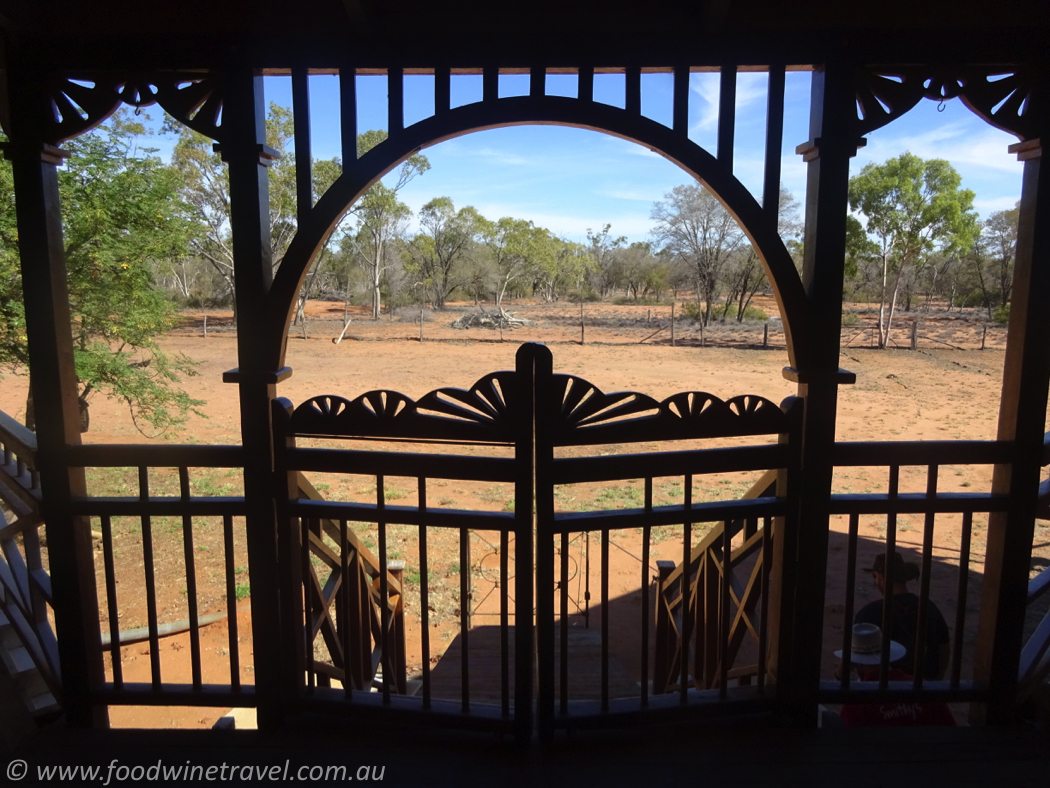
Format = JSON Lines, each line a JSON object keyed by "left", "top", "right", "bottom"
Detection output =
{"left": 272, "top": 343, "right": 801, "bottom": 740}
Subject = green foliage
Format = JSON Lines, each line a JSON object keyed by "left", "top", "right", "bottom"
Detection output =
{"left": 0, "top": 111, "right": 205, "bottom": 434}
{"left": 680, "top": 301, "right": 703, "bottom": 321}
{"left": 992, "top": 304, "right": 1010, "bottom": 324}
{"left": 235, "top": 583, "right": 251, "bottom": 601}
{"left": 848, "top": 153, "right": 977, "bottom": 347}
{"left": 841, "top": 311, "right": 860, "bottom": 327}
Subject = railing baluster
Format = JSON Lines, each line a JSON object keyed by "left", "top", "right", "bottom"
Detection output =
{"left": 222, "top": 514, "right": 240, "bottom": 690}
{"left": 758, "top": 515, "right": 771, "bottom": 693}
{"left": 879, "top": 465, "right": 900, "bottom": 689}
{"left": 951, "top": 511, "right": 973, "bottom": 689}
{"left": 500, "top": 524, "right": 509, "bottom": 718}
{"left": 100, "top": 514, "right": 122, "bottom": 689}
{"left": 340, "top": 518, "right": 351, "bottom": 701}
{"left": 641, "top": 477, "right": 652, "bottom": 707}
{"left": 139, "top": 466, "right": 161, "bottom": 690}
{"left": 418, "top": 477, "right": 431, "bottom": 708}
{"left": 179, "top": 467, "right": 202, "bottom": 691}
{"left": 680, "top": 474, "right": 692, "bottom": 701}
{"left": 720, "top": 508, "right": 731, "bottom": 698}
{"left": 377, "top": 475, "right": 391, "bottom": 702}
{"left": 913, "top": 465, "right": 938, "bottom": 689}
{"left": 458, "top": 515, "right": 470, "bottom": 712}
{"left": 560, "top": 528, "right": 569, "bottom": 715}
{"left": 841, "top": 512, "right": 860, "bottom": 690}
{"left": 601, "top": 527, "right": 610, "bottom": 713}
{"left": 302, "top": 515, "right": 314, "bottom": 690}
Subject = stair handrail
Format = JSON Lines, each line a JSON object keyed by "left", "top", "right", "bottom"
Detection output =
{"left": 652, "top": 468, "right": 778, "bottom": 694}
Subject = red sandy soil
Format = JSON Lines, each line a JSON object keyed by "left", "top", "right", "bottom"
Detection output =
{"left": 2, "top": 298, "right": 1046, "bottom": 728}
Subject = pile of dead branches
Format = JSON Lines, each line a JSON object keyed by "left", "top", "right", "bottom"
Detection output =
{"left": 450, "top": 309, "right": 528, "bottom": 330}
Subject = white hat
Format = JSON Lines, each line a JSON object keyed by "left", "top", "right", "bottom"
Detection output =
{"left": 834, "top": 623, "right": 906, "bottom": 665}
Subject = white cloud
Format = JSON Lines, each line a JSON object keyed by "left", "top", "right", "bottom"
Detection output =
{"left": 689, "top": 72, "right": 768, "bottom": 132}
{"left": 472, "top": 203, "right": 655, "bottom": 239}
{"left": 861, "top": 122, "right": 1022, "bottom": 174}
{"left": 973, "top": 195, "right": 1020, "bottom": 215}
{"left": 598, "top": 187, "right": 659, "bottom": 202}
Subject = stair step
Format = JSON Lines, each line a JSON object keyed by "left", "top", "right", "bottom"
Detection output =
{"left": 25, "top": 689, "right": 59, "bottom": 715}
{"left": 1, "top": 621, "right": 25, "bottom": 649}
{"left": 4, "top": 644, "right": 34, "bottom": 675}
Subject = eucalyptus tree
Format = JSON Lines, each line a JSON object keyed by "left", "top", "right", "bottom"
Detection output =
{"left": 848, "top": 153, "right": 977, "bottom": 347}
{"left": 966, "top": 205, "right": 1018, "bottom": 318}
{"left": 403, "top": 198, "right": 484, "bottom": 307}
{"left": 585, "top": 223, "right": 626, "bottom": 297}
{"left": 651, "top": 184, "right": 744, "bottom": 324}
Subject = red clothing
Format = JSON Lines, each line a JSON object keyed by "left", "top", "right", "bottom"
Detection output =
{"left": 839, "top": 668, "right": 956, "bottom": 727}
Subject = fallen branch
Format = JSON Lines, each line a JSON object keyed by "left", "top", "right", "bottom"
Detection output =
{"left": 332, "top": 317, "right": 353, "bottom": 345}
{"left": 639, "top": 324, "right": 668, "bottom": 344}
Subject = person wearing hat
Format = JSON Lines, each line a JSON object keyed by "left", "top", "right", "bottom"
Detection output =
{"left": 854, "top": 551, "right": 950, "bottom": 680}
{"left": 834, "top": 623, "right": 956, "bottom": 727}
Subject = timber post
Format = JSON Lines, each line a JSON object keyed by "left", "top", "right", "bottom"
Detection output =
{"left": 4, "top": 57, "right": 106, "bottom": 728}
{"left": 974, "top": 127, "right": 1050, "bottom": 722}
{"left": 780, "top": 61, "right": 857, "bottom": 724}
{"left": 218, "top": 66, "right": 286, "bottom": 730}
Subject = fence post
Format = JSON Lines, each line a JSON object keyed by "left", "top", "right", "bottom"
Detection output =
{"left": 910, "top": 320, "right": 918, "bottom": 350}
{"left": 981, "top": 325, "right": 987, "bottom": 350}
{"left": 580, "top": 300, "right": 585, "bottom": 345}
{"left": 671, "top": 303, "right": 676, "bottom": 347}
{"left": 763, "top": 322, "right": 768, "bottom": 348}
{"left": 203, "top": 314, "right": 208, "bottom": 338}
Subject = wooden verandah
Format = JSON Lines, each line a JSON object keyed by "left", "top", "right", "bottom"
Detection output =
{"left": 0, "top": 0, "right": 1048, "bottom": 751}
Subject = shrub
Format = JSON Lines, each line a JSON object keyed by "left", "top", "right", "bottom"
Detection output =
{"left": 992, "top": 304, "right": 1010, "bottom": 324}
{"left": 842, "top": 311, "right": 860, "bottom": 327}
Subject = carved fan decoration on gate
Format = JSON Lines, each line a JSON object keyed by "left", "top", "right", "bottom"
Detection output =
{"left": 549, "top": 375, "right": 788, "bottom": 445}
{"left": 288, "top": 371, "right": 517, "bottom": 443}
{"left": 45, "top": 73, "right": 225, "bottom": 145}
{"left": 854, "top": 67, "right": 1035, "bottom": 142}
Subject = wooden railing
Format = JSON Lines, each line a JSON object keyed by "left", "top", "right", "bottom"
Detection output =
{"left": 0, "top": 410, "right": 60, "bottom": 713}
{"left": 1018, "top": 431, "right": 1050, "bottom": 700}
{"left": 652, "top": 469, "right": 776, "bottom": 696}
{"left": 66, "top": 443, "right": 252, "bottom": 709}
{"left": 817, "top": 440, "right": 1012, "bottom": 705}
{"left": 295, "top": 473, "right": 406, "bottom": 696}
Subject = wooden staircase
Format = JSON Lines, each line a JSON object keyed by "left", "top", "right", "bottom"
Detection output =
{"left": 0, "top": 410, "right": 61, "bottom": 721}
{"left": 652, "top": 469, "right": 777, "bottom": 694}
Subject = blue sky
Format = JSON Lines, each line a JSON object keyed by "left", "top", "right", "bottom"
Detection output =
{"left": 153, "top": 71, "right": 1025, "bottom": 245}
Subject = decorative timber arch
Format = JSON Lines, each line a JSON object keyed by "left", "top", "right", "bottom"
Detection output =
{"left": 266, "top": 92, "right": 811, "bottom": 372}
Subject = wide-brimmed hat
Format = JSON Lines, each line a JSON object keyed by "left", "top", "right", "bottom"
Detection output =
{"left": 865, "top": 551, "right": 920, "bottom": 583}
{"left": 834, "top": 623, "right": 906, "bottom": 665}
